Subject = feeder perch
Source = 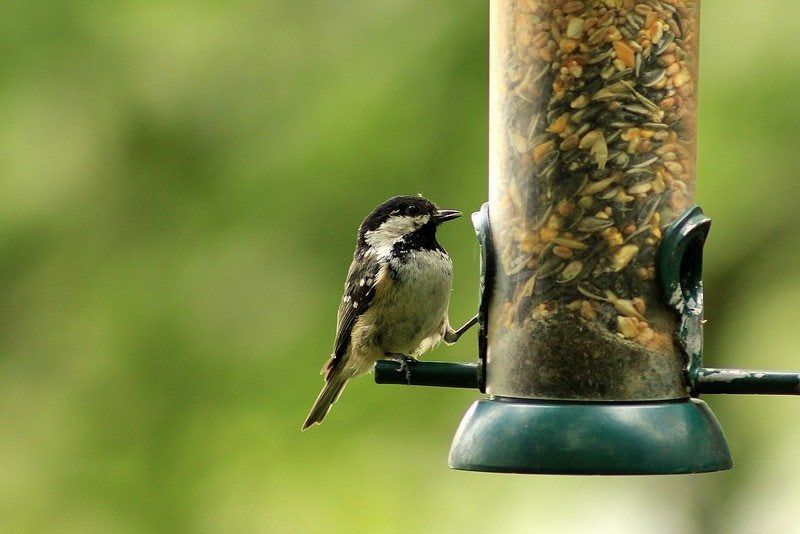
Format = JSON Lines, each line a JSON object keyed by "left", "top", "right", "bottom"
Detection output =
{"left": 373, "top": 0, "right": 800, "bottom": 475}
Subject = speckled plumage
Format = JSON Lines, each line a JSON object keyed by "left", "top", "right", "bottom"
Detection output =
{"left": 303, "top": 196, "right": 460, "bottom": 429}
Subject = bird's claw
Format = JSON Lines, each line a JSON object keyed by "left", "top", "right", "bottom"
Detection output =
{"left": 386, "top": 353, "right": 417, "bottom": 385}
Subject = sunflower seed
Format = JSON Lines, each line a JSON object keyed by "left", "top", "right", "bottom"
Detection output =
{"left": 608, "top": 68, "right": 635, "bottom": 82}
{"left": 632, "top": 155, "right": 659, "bottom": 168}
{"left": 597, "top": 185, "right": 621, "bottom": 200}
{"left": 558, "top": 261, "right": 584, "bottom": 283}
{"left": 641, "top": 67, "right": 666, "bottom": 87}
{"left": 626, "top": 13, "right": 643, "bottom": 30}
{"left": 637, "top": 194, "right": 661, "bottom": 226}
{"left": 624, "top": 104, "right": 652, "bottom": 116}
{"left": 655, "top": 31, "right": 675, "bottom": 55}
{"left": 536, "top": 256, "right": 564, "bottom": 279}
{"left": 624, "top": 167, "right": 655, "bottom": 181}
{"left": 578, "top": 217, "right": 615, "bottom": 232}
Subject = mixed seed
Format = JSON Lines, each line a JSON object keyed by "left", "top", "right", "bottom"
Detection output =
{"left": 492, "top": 0, "right": 698, "bottom": 353}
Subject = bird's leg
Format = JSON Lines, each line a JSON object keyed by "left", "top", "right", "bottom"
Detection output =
{"left": 385, "top": 352, "right": 417, "bottom": 384}
{"left": 444, "top": 314, "right": 479, "bottom": 344}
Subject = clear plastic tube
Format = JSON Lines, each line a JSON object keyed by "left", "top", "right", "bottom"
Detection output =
{"left": 487, "top": 0, "right": 700, "bottom": 400}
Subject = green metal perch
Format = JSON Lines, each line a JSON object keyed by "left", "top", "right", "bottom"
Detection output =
{"left": 375, "top": 361, "right": 800, "bottom": 395}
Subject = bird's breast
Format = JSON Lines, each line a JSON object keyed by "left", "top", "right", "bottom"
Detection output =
{"left": 366, "top": 249, "right": 453, "bottom": 353}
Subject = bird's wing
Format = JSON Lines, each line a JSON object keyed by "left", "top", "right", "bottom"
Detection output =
{"left": 324, "top": 250, "right": 388, "bottom": 379}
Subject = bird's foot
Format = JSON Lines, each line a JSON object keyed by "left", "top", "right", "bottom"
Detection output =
{"left": 444, "top": 314, "right": 479, "bottom": 344}
{"left": 386, "top": 353, "right": 417, "bottom": 384}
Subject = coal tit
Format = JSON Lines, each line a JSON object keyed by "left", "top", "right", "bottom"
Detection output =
{"left": 302, "top": 195, "right": 475, "bottom": 429}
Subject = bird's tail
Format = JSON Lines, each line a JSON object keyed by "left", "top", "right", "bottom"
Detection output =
{"left": 302, "top": 373, "right": 349, "bottom": 430}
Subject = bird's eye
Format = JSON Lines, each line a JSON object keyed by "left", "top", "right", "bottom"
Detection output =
{"left": 407, "top": 205, "right": 421, "bottom": 216}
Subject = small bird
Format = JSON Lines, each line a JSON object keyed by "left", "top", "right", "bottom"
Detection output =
{"left": 302, "top": 195, "right": 476, "bottom": 429}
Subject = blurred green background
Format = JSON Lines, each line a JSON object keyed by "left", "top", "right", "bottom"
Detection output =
{"left": 1, "top": 1, "right": 799, "bottom": 532}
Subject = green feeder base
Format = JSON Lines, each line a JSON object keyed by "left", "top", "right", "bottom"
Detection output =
{"left": 448, "top": 398, "right": 732, "bottom": 475}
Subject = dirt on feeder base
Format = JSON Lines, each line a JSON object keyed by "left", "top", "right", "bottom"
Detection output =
{"left": 487, "top": 308, "right": 689, "bottom": 400}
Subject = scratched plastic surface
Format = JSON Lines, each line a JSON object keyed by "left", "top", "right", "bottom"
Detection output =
{"left": 486, "top": 0, "right": 700, "bottom": 400}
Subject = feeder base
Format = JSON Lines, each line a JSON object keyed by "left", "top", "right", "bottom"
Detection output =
{"left": 448, "top": 398, "right": 732, "bottom": 475}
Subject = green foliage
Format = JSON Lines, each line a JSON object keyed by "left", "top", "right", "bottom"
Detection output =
{"left": 1, "top": 2, "right": 799, "bottom": 532}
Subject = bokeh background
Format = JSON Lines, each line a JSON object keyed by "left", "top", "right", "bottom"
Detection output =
{"left": 1, "top": 1, "right": 799, "bottom": 532}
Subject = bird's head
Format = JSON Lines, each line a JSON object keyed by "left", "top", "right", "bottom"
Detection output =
{"left": 357, "top": 195, "right": 461, "bottom": 251}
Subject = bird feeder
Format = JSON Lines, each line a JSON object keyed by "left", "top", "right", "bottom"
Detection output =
{"left": 374, "top": 0, "right": 800, "bottom": 474}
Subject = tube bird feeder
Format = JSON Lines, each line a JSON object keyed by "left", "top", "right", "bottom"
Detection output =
{"left": 374, "top": 0, "right": 800, "bottom": 474}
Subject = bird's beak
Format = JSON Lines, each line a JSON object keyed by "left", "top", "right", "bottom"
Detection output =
{"left": 432, "top": 209, "right": 462, "bottom": 224}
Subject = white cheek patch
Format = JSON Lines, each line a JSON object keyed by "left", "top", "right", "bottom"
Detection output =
{"left": 413, "top": 214, "right": 430, "bottom": 227}
{"left": 364, "top": 214, "right": 430, "bottom": 252}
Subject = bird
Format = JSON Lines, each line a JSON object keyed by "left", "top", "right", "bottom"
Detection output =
{"left": 302, "top": 195, "right": 476, "bottom": 430}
